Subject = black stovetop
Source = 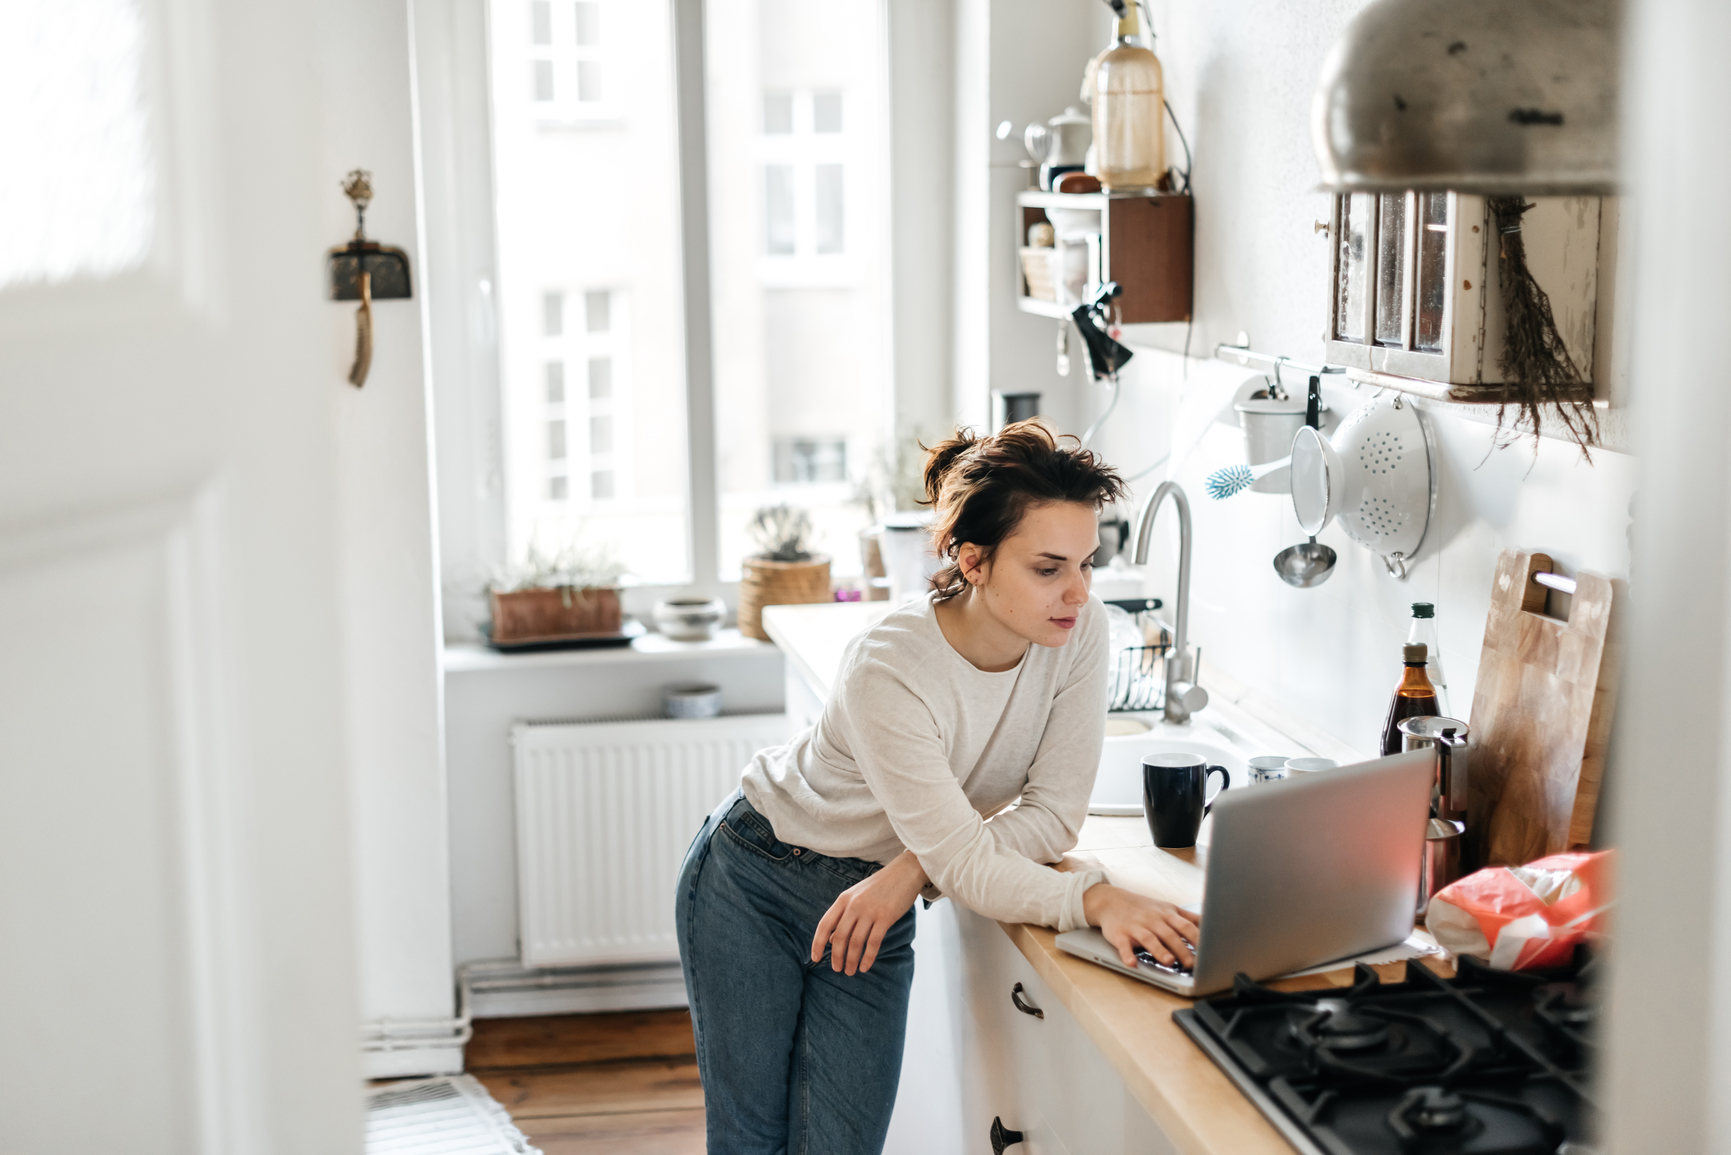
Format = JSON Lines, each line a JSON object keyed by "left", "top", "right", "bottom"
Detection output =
{"left": 1173, "top": 951, "right": 1599, "bottom": 1155}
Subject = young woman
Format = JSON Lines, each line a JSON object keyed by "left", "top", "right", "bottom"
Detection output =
{"left": 675, "top": 421, "right": 1200, "bottom": 1155}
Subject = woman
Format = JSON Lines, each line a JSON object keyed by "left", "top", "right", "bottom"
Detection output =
{"left": 675, "top": 421, "right": 1199, "bottom": 1154}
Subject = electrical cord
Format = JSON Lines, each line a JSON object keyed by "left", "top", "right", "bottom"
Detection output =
{"left": 1081, "top": 373, "right": 1122, "bottom": 448}
{"left": 1164, "top": 99, "right": 1192, "bottom": 196}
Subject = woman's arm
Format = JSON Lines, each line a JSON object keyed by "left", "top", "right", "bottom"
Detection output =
{"left": 982, "top": 599, "right": 1109, "bottom": 864}
{"left": 809, "top": 850, "right": 929, "bottom": 974}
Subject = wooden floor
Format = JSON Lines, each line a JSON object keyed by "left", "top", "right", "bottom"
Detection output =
{"left": 466, "top": 1010, "right": 706, "bottom": 1155}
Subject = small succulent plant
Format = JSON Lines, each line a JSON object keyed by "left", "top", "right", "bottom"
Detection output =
{"left": 487, "top": 540, "right": 627, "bottom": 593}
{"left": 749, "top": 504, "right": 815, "bottom": 562}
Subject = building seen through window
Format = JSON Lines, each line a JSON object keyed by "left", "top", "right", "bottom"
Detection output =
{"left": 489, "top": 0, "right": 889, "bottom": 585}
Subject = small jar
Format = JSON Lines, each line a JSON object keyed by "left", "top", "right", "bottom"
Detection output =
{"left": 653, "top": 596, "right": 726, "bottom": 641}
{"left": 663, "top": 683, "right": 723, "bottom": 719}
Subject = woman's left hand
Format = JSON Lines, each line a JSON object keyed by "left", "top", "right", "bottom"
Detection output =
{"left": 810, "top": 850, "right": 929, "bottom": 975}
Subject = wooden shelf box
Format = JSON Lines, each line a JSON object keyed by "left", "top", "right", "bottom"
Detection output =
{"left": 1015, "top": 191, "right": 1193, "bottom": 323}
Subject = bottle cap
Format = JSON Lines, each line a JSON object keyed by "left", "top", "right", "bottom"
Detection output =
{"left": 1403, "top": 643, "right": 1428, "bottom": 662}
{"left": 1411, "top": 602, "right": 1435, "bottom": 618}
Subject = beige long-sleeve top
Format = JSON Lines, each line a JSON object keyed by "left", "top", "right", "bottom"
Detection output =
{"left": 741, "top": 593, "right": 1109, "bottom": 932}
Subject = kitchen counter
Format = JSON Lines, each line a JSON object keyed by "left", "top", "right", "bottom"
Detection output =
{"left": 758, "top": 600, "right": 1394, "bottom": 1153}
{"left": 1030, "top": 815, "right": 1444, "bottom": 1155}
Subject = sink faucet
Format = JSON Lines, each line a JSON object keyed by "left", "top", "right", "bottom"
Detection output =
{"left": 1132, "top": 481, "right": 1209, "bottom": 724}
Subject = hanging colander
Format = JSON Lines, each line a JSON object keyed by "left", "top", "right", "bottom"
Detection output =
{"left": 1289, "top": 393, "right": 1435, "bottom": 577}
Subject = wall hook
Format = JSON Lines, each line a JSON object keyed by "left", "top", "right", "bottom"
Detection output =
{"left": 328, "top": 169, "right": 412, "bottom": 388}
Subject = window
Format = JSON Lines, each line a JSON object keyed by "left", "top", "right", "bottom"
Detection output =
{"left": 708, "top": 0, "right": 890, "bottom": 580}
{"left": 487, "top": 0, "right": 891, "bottom": 590}
{"left": 773, "top": 438, "right": 847, "bottom": 484}
{"left": 528, "top": 0, "right": 611, "bottom": 121}
{"left": 752, "top": 89, "right": 850, "bottom": 262}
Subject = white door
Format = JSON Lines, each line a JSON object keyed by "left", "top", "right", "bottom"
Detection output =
{"left": 0, "top": 2, "right": 362, "bottom": 1152}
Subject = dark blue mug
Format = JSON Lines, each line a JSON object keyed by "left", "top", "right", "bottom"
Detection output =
{"left": 1143, "top": 753, "right": 1231, "bottom": 848}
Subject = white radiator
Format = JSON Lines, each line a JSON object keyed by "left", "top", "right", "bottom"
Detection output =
{"left": 511, "top": 712, "right": 791, "bottom": 968}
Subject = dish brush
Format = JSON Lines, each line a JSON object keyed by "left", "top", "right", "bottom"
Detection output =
{"left": 1204, "top": 455, "right": 1291, "bottom": 500}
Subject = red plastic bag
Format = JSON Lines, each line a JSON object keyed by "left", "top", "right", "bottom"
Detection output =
{"left": 1423, "top": 850, "right": 1614, "bottom": 970}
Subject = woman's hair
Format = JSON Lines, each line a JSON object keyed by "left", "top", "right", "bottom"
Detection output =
{"left": 920, "top": 419, "right": 1127, "bottom": 602}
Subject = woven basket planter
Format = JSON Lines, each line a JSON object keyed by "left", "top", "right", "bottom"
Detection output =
{"left": 737, "top": 555, "right": 831, "bottom": 641}
{"left": 489, "top": 585, "right": 623, "bottom": 644}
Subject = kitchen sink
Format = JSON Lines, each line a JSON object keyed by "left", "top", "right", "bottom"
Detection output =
{"left": 1088, "top": 714, "right": 1251, "bottom": 816}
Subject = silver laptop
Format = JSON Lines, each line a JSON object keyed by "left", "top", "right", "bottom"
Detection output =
{"left": 1056, "top": 750, "right": 1434, "bottom": 997}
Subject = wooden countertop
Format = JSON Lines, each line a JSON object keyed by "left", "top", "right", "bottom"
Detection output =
{"left": 760, "top": 600, "right": 1399, "bottom": 1153}
{"left": 1015, "top": 814, "right": 1446, "bottom": 1155}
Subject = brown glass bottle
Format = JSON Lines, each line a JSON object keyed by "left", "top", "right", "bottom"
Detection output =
{"left": 1380, "top": 643, "right": 1440, "bottom": 755}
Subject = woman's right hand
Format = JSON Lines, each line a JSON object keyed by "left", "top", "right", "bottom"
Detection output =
{"left": 1082, "top": 883, "right": 1201, "bottom": 969}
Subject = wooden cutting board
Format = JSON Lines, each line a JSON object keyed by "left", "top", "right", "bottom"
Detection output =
{"left": 1465, "top": 549, "right": 1622, "bottom": 869}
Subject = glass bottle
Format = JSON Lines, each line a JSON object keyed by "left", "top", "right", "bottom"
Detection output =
{"left": 1091, "top": 5, "right": 1165, "bottom": 191}
{"left": 1380, "top": 643, "right": 1440, "bottom": 756}
{"left": 1406, "top": 603, "right": 1451, "bottom": 717}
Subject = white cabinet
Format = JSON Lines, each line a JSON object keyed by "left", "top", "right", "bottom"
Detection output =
{"left": 951, "top": 908, "right": 1173, "bottom": 1155}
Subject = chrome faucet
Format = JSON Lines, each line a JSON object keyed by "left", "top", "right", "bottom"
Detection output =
{"left": 1133, "top": 481, "right": 1210, "bottom": 724}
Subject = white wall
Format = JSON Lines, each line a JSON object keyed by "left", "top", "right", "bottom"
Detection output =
{"left": 1040, "top": 0, "right": 1639, "bottom": 756}
{"left": 319, "top": 0, "right": 457, "bottom": 1076}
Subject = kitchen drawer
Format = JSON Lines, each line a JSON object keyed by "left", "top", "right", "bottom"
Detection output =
{"left": 955, "top": 907, "right": 1173, "bottom": 1155}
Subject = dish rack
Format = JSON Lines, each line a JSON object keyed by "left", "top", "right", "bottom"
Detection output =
{"left": 1104, "top": 598, "right": 1174, "bottom": 712}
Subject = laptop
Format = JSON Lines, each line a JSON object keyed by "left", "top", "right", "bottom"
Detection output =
{"left": 1056, "top": 750, "right": 1434, "bottom": 997}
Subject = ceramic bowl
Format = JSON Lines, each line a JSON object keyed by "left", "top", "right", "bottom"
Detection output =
{"left": 654, "top": 596, "right": 726, "bottom": 641}
{"left": 663, "top": 683, "right": 723, "bottom": 719}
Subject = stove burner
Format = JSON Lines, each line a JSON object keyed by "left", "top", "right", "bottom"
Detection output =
{"left": 1305, "top": 1000, "right": 1393, "bottom": 1052}
{"left": 1404, "top": 1087, "right": 1466, "bottom": 1131}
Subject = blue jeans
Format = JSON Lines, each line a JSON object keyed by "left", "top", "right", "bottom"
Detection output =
{"left": 676, "top": 791, "right": 917, "bottom": 1155}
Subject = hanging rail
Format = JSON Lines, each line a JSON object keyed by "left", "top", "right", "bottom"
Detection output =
{"left": 1213, "top": 343, "right": 1347, "bottom": 383}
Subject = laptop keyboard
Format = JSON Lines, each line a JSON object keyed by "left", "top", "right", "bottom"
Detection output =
{"left": 1134, "top": 944, "right": 1195, "bottom": 978}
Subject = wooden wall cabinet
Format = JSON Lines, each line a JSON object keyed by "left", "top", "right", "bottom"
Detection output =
{"left": 1324, "top": 192, "right": 1600, "bottom": 396}
{"left": 1016, "top": 191, "right": 1193, "bottom": 324}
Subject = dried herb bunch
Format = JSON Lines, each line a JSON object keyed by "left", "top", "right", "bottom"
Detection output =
{"left": 1487, "top": 196, "right": 1600, "bottom": 460}
{"left": 749, "top": 504, "right": 815, "bottom": 562}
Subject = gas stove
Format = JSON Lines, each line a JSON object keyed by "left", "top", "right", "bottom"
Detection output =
{"left": 1173, "top": 952, "right": 1598, "bottom": 1155}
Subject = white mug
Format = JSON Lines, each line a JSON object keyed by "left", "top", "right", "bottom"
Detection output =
{"left": 1285, "top": 757, "right": 1341, "bottom": 774}
{"left": 1248, "top": 755, "right": 1292, "bottom": 785}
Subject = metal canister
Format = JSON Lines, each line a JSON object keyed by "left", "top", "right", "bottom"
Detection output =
{"left": 1399, "top": 716, "right": 1472, "bottom": 915}
{"left": 1398, "top": 716, "right": 1471, "bottom": 821}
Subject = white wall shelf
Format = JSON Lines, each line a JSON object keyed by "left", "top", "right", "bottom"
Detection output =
{"left": 442, "top": 628, "right": 777, "bottom": 674}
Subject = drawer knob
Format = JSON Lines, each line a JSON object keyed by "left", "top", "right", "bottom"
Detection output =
{"left": 1010, "top": 982, "right": 1044, "bottom": 1019}
{"left": 990, "top": 1116, "right": 1025, "bottom": 1154}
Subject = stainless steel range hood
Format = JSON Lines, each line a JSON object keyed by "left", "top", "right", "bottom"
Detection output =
{"left": 1311, "top": 0, "right": 1621, "bottom": 194}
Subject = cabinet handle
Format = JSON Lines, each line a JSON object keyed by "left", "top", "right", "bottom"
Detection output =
{"left": 990, "top": 1116, "right": 1025, "bottom": 1154}
{"left": 1010, "top": 982, "right": 1044, "bottom": 1019}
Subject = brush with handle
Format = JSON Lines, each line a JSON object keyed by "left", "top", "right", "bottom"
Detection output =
{"left": 1204, "top": 455, "right": 1291, "bottom": 500}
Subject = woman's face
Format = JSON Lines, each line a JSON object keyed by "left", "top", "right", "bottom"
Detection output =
{"left": 958, "top": 500, "right": 1098, "bottom": 648}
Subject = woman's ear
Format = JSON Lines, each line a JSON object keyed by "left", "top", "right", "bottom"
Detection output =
{"left": 957, "top": 543, "right": 989, "bottom": 586}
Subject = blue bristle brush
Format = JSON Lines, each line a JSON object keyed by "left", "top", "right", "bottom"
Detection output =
{"left": 1204, "top": 455, "right": 1291, "bottom": 500}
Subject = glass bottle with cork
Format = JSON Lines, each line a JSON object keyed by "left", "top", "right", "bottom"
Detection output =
{"left": 1090, "top": 1, "right": 1165, "bottom": 190}
{"left": 1406, "top": 602, "right": 1450, "bottom": 717}
{"left": 1380, "top": 642, "right": 1440, "bottom": 756}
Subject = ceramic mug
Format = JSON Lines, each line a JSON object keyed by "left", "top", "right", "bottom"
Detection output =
{"left": 1143, "top": 752, "right": 1231, "bottom": 848}
{"left": 1248, "top": 755, "right": 1292, "bottom": 785}
{"left": 1286, "top": 757, "right": 1341, "bottom": 774}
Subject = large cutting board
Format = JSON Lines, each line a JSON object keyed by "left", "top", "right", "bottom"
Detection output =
{"left": 1466, "top": 549, "right": 1621, "bottom": 869}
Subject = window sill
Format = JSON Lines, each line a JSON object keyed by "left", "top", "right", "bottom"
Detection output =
{"left": 442, "top": 628, "right": 778, "bottom": 675}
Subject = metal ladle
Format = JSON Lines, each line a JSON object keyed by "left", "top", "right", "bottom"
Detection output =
{"left": 1274, "top": 537, "right": 1337, "bottom": 587}
{"left": 1273, "top": 376, "right": 1339, "bottom": 588}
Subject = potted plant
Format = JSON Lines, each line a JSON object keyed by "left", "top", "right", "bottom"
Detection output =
{"left": 737, "top": 505, "right": 831, "bottom": 641}
{"left": 486, "top": 542, "right": 629, "bottom": 646}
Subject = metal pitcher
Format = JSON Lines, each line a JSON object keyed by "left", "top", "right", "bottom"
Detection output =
{"left": 1399, "top": 716, "right": 1471, "bottom": 915}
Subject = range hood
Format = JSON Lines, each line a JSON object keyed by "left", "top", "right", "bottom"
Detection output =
{"left": 1311, "top": 0, "right": 1620, "bottom": 194}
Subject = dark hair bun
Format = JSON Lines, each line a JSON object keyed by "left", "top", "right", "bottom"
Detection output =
{"left": 918, "top": 419, "right": 1127, "bottom": 601}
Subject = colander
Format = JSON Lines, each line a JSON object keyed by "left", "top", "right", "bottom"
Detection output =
{"left": 1289, "top": 393, "right": 1434, "bottom": 576}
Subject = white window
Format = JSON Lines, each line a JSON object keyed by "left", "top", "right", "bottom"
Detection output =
{"left": 536, "top": 288, "right": 631, "bottom": 510}
{"left": 757, "top": 89, "right": 850, "bottom": 268}
{"left": 486, "top": 0, "right": 891, "bottom": 591}
{"left": 528, "top": 0, "right": 611, "bottom": 122}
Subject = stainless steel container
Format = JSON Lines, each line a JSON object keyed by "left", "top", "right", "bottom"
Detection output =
{"left": 1398, "top": 716, "right": 1471, "bottom": 820}
{"left": 1233, "top": 378, "right": 1324, "bottom": 494}
{"left": 1418, "top": 817, "right": 1466, "bottom": 918}
{"left": 1400, "top": 716, "right": 1472, "bottom": 914}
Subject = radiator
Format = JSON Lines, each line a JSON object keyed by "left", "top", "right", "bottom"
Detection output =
{"left": 511, "top": 712, "right": 791, "bottom": 968}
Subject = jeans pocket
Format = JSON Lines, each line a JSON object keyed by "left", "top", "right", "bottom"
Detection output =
{"left": 717, "top": 807, "right": 795, "bottom": 865}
